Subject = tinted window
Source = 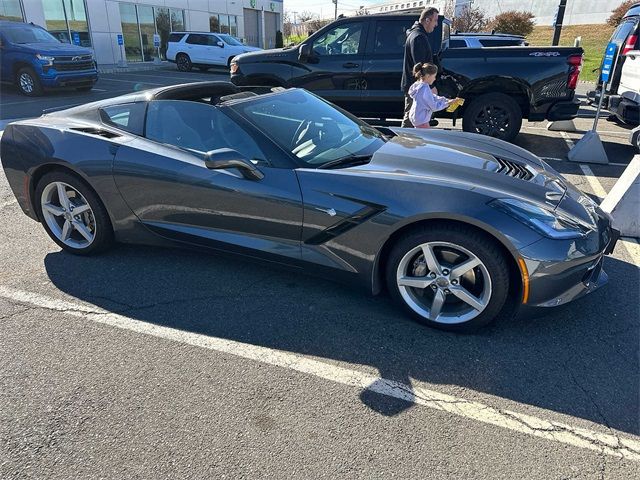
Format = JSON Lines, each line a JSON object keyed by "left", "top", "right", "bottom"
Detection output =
{"left": 168, "top": 33, "right": 185, "bottom": 43}
{"left": 612, "top": 20, "right": 637, "bottom": 43}
{"left": 100, "top": 103, "right": 146, "bottom": 136}
{"left": 186, "top": 34, "right": 206, "bottom": 45}
{"left": 372, "top": 19, "right": 413, "bottom": 54}
{"left": 479, "top": 39, "right": 524, "bottom": 47}
{"left": 449, "top": 39, "right": 466, "bottom": 48}
{"left": 145, "top": 100, "right": 266, "bottom": 161}
{"left": 313, "top": 22, "right": 363, "bottom": 56}
{"left": 206, "top": 34, "right": 220, "bottom": 46}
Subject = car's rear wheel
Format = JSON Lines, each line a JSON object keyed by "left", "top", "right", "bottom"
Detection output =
{"left": 35, "top": 171, "right": 114, "bottom": 255}
{"left": 386, "top": 224, "right": 510, "bottom": 332}
{"left": 462, "top": 93, "right": 522, "bottom": 143}
{"left": 16, "top": 67, "right": 43, "bottom": 96}
{"left": 176, "top": 53, "right": 192, "bottom": 72}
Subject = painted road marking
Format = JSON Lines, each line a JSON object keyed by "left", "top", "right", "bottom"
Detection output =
{"left": 560, "top": 131, "right": 576, "bottom": 151}
{"left": 540, "top": 157, "right": 629, "bottom": 167}
{"left": 97, "top": 77, "right": 164, "bottom": 86}
{"left": 0, "top": 285, "right": 639, "bottom": 462}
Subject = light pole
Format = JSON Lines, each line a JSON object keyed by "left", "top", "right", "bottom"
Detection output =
{"left": 552, "top": 0, "right": 567, "bottom": 46}
{"left": 333, "top": 0, "right": 337, "bottom": 20}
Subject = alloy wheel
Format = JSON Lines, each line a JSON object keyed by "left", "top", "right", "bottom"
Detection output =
{"left": 473, "top": 105, "right": 510, "bottom": 138}
{"left": 19, "top": 72, "right": 35, "bottom": 94}
{"left": 396, "top": 241, "right": 492, "bottom": 325}
{"left": 41, "top": 181, "right": 96, "bottom": 249}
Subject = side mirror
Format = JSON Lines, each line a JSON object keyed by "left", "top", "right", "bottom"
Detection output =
{"left": 298, "top": 43, "right": 312, "bottom": 62}
{"left": 217, "top": 41, "right": 224, "bottom": 48}
{"left": 204, "top": 148, "right": 264, "bottom": 181}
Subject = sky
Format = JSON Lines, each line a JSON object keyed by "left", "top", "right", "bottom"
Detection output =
{"left": 285, "top": 0, "right": 385, "bottom": 20}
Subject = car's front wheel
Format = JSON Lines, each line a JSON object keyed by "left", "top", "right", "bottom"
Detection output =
{"left": 386, "top": 224, "right": 510, "bottom": 332}
{"left": 16, "top": 67, "right": 43, "bottom": 96}
{"left": 35, "top": 171, "right": 114, "bottom": 255}
{"left": 176, "top": 53, "right": 192, "bottom": 72}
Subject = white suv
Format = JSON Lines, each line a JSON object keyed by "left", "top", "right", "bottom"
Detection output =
{"left": 167, "top": 32, "right": 261, "bottom": 72}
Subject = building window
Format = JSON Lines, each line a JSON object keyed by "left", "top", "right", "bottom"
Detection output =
{"left": 210, "top": 14, "right": 239, "bottom": 38}
{"left": 119, "top": 3, "right": 140, "bottom": 62}
{"left": 42, "top": 0, "right": 91, "bottom": 47}
{"left": 0, "top": 0, "right": 23, "bottom": 21}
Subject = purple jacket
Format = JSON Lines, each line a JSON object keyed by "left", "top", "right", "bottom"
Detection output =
{"left": 408, "top": 81, "right": 449, "bottom": 126}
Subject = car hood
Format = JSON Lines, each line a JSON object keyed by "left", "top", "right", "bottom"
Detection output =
{"left": 350, "top": 128, "right": 571, "bottom": 209}
{"left": 18, "top": 42, "right": 93, "bottom": 56}
{"left": 234, "top": 47, "right": 292, "bottom": 62}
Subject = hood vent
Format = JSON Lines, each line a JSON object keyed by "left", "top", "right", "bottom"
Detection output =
{"left": 495, "top": 157, "right": 533, "bottom": 181}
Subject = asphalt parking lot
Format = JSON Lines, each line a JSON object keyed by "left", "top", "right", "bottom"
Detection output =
{"left": 1, "top": 67, "right": 639, "bottom": 479}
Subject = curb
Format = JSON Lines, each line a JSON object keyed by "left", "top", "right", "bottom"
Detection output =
{"left": 97, "top": 62, "right": 173, "bottom": 74}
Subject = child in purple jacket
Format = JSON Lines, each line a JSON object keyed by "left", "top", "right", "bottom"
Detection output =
{"left": 408, "top": 63, "right": 458, "bottom": 128}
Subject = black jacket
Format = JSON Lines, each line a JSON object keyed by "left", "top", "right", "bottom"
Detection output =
{"left": 401, "top": 22, "right": 433, "bottom": 93}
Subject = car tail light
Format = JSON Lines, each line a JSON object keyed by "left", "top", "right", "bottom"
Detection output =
{"left": 622, "top": 34, "right": 638, "bottom": 56}
{"left": 567, "top": 54, "right": 583, "bottom": 90}
{"left": 230, "top": 62, "right": 238, "bottom": 74}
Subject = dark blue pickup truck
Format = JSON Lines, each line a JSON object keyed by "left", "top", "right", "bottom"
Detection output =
{"left": 0, "top": 21, "right": 98, "bottom": 96}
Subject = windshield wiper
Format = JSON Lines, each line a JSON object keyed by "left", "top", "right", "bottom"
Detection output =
{"left": 317, "top": 154, "right": 373, "bottom": 170}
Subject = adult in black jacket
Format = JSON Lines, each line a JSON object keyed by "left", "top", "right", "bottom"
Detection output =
{"left": 401, "top": 7, "right": 439, "bottom": 127}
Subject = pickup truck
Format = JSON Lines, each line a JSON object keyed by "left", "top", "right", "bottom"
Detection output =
{"left": 230, "top": 13, "right": 583, "bottom": 142}
{"left": 0, "top": 21, "right": 98, "bottom": 96}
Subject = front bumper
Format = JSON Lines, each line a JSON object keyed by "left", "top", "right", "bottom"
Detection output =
{"left": 518, "top": 215, "right": 619, "bottom": 308}
{"left": 39, "top": 68, "right": 98, "bottom": 89}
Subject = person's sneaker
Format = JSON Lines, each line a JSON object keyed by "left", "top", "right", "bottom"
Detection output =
{"left": 429, "top": 119, "right": 439, "bottom": 127}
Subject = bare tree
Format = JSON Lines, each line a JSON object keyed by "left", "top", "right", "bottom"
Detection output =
{"left": 283, "top": 11, "right": 293, "bottom": 37}
{"left": 442, "top": 0, "right": 455, "bottom": 20}
{"left": 453, "top": 5, "right": 489, "bottom": 33}
{"left": 297, "top": 11, "right": 315, "bottom": 24}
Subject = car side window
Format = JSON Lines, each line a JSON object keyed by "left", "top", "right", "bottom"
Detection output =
{"left": 207, "top": 34, "right": 220, "bottom": 46}
{"left": 449, "top": 39, "right": 467, "bottom": 48}
{"left": 186, "top": 34, "right": 204, "bottom": 45}
{"left": 313, "top": 23, "right": 363, "bottom": 56}
{"left": 479, "top": 39, "right": 522, "bottom": 47}
{"left": 145, "top": 100, "right": 267, "bottom": 162}
{"left": 100, "top": 102, "right": 147, "bottom": 136}
{"left": 168, "top": 33, "right": 185, "bottom": 43}
{"left": 372, "top": 20, "right": 413, "bottom": 55}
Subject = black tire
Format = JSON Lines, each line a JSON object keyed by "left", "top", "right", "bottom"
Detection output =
{"left": 35, "top": 171, "right": 114, "bottom": 255}
{"left": 76, "top": 86, "right": 93, "bottom": 92}
{"left": 176, "top": 53, "right": 192, "bottom": 72}
{"left": 462, "top": 92, "right": 522, "bottom": 143}
{"left": 385, "top": 224, "right": 510, "bottom": 332}
{"left": 16, "top": 67, "right": 43, "bottom": 96}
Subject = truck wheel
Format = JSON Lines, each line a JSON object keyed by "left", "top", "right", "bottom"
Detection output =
{"left": 462, "top": 93, "right": 522, "bottom": 143}
{"left": 16, "top": 67, "right": 43, "bottom": 96}
{"left": 176, "top": 53, "right": 192, "bottom": 72}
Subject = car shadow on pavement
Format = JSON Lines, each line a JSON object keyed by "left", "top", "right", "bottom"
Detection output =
{"left": 43, "top": 244, "right": 639, "bottom": 434}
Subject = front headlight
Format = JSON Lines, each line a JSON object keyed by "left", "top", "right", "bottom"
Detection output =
{"left": 490, "top": 198, "right": 593, "bottom": 240}
{"left": 36, "top": 53, "right": 55, "bottom": 65}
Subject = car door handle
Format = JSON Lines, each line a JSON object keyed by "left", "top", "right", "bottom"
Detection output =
{"left": 342, "top": 62, "right": 359, "bottom": 69}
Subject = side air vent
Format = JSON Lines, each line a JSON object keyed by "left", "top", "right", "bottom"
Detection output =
{"left": 495, "top": 157, "right": 533, "bottom": 181}
{"left": 70, "top": 127, "right": 121, "bottom": 139}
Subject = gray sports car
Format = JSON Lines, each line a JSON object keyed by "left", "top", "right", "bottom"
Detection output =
{"left": 0, "top": 82, "right": 619, "bottom": 331}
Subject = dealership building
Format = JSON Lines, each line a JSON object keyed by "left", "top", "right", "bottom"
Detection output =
{"left": 0, "top": 0, "right": 283, "bottom": 66}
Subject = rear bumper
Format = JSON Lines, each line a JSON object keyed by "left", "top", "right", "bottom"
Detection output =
{"left": 546, "top": 97, "right": 581, "bottom": 121}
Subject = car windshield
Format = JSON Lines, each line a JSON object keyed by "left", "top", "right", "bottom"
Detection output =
{"left": 4, "top": 26, "right": 60, "bottom": 44}
{"left": 219, "top": 34, "right": 243, "bottom": 46}
{"left": 228, "top": 89, "right": 385, "bottom": 166}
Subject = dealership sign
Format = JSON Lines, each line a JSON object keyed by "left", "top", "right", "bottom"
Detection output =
{"left": 601, "top": 42, "right": 617, "bottom": 84}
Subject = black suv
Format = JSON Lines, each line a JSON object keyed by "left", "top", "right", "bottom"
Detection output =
{"left": 231, "top": 14, "right": 583, "bottom": 142}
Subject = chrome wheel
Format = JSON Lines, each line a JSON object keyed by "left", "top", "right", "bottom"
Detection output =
{"left": 41, "top": 181, "right": 96, "bottom": 249}
{"left": 396, "top": 241, "right": 492, "bottom": 325}
{"left": 19, "top": 72, "right": 35, "bottom": 93}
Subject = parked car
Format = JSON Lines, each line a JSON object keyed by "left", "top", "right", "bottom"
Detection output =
{"left": 0, "top": 81, "right": 618, "bottom": 331}
{"left": 167, "top": 31, "right": 261, "bottom": 71}
{"left": 608, "top": 48, "right": 640, "bottom": 126}
{"left": 588, "top": 3, "right": 639, "bottom": 105}
{"left": 449, "top": 32, "right": 527, "bottom": 48}
{"left": 0, "top": 21, "right": 98, "bottom": 96}
{"left": 231, "top": 14, "right": 583, "bottom": 142}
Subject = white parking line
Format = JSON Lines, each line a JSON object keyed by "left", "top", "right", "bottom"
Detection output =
{"left": 560, "top": 131, "right": 575, "bottom": 151}
{"left": 579, "top": 164, "right": 607, "bottom": 198}
{"left": 108, "top": 71, "right": 217, "bottom": 82}
{"left": 0, "top": 284, "right": 638, "bottom": 461}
